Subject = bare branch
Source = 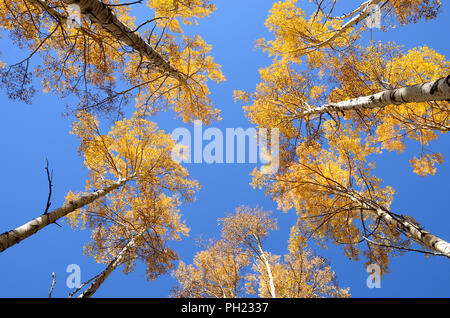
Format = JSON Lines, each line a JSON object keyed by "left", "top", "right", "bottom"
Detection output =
{"left": 48, "top": 272, "right": 56, "bottom": 298}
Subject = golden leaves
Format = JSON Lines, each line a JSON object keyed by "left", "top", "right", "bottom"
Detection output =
{"left": 173, "top": 239, "right": 252, "bottom": 298}
{"left": 410, "top": 153, "right": 444, "bottom": 177}
{"left": 388, "top": 0, "right": 442, "bottom": 25}
{"left": 0, "top": 0, "right": 224, "bottom": 122}
{"left": 172, "top": 206, "right": 349, "bottom": 298}
{"left": 147, "top": 0, "right": 216, "bottom": 33}
{"left": 219, "top": 206, "right": 278, "bottom": 246}
{"left": 238, "top": 0, "right": 450, "bottom": 276}
{"left": 66, "top": 112, "right": 199, "bottom": 280}
{"left": 0, "top": 0, "right": 225, "bottom": 283}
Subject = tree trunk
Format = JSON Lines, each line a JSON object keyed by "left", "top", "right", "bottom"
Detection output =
{"left": 254, "top": 235, "right": 276, "bottom": 298}
{"left": 303, "top": 75, "right": 450, "bottom": 117}
{"left": 0, "top": 178, "right": 130, "bottom": 253}
{"left": 345, "top": 191, "right": 450, "bottom": 258}
{"left": 78, "top": 231, "right": 144, "bottom": 298}
{"left": 62, "top": 0, "right": 184, "bottom": 82}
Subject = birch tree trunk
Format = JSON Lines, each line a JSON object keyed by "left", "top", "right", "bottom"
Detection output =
{"left": 254, "top": 235, "right": 276, "bottom": 298}
{"left": 345, "top": 191, "right": 450, "bottom": 258}
{"left": 78, "top": 231, "right": 144, "bottom": 298}
{"left": 303, "top": 75, "right": 450, "bottom": 117}
{"left": 0, "top": 178, "right": 130, "bottom": 253}
{"left": 61, "top": 0, "right": 184, "bottom": 82}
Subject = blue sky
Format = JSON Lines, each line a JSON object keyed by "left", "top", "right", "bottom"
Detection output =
{"left": 0, "top": 0, "right": 449, "bottom": 298}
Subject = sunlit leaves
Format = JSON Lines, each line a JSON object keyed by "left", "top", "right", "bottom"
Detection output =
{"left": 238, "top": 0, "right": 449, "bottom": 274}
{"left": 66, "top": 112, "right": 198, "bottom": 280}
{"left": 172, "top": 206, "right": 349, "bottom": 298}
{"left": 129, "top": 33, "right": 225, "bottom": 123}
{"left": 147, "top": 0, "right": 216, "bottom": 32}
{"left": 388, "top": 0, "right": 442, "bottom": 25}
{"left": 0, "top": 0, "right": 224, "bottom": 122}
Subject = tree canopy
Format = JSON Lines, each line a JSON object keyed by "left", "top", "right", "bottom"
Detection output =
{"left": 0, "top": 0, "right": 449, "bottom": 298}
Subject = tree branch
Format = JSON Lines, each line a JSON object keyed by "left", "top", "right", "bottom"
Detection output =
{"left": 301, "top": 75, "right": 450, "bottom": 118}
{"left": 48, "top": 272, "right": 56, "bottom": 298}
{"left": 62, "top": 0, "right": 186, "bottom": 83}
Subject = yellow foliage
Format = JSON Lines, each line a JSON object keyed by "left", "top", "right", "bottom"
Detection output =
{"left": 388, "top": 0, "right": 442, "bottom": 25}
{"left": 0, "top": 0, "right": 224, "bottom": 122}
{"left": 172, "top": 206, "right": 349, "bottom": 298}
{"left": 147, "top": 0, "right": 216, "bottom": 32}
{"left": 66, "top": 112, "right": 199, "bottom": 280}
{"left": 410, "top": 153, "right": 444, "bottom": 177}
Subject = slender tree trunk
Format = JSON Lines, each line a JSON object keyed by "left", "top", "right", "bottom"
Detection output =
{"left": 303, "top": 75, "right": 450, "bottom": 117}
{"left": 0, "top": 178, "right": 130, "bottom": 253}
{"left": 78, "top": 230, "right": 145, "bottom": 298}
{"left": 254, "top": 235, "right": 276, "bottom": 298}
{"left": 62, "top": 0, "right": 184, "bottom": 82}
{"left": 345, "top": 191, "right": 450, "bottom": 258}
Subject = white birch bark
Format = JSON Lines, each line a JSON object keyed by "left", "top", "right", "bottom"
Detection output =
{"left": 307, "top": 0, "right": 381, "bottom": 51}
{"left": 330, "top": 0, "right": 370, "bottom": 20}
{"left": 303, "top": 75, "right": 450, "bottom": 117}
{"left": 27, "top": 0, "right": 184, "bottom": 81}
{"left": 344, "top": 191, "right": 450, "bottom": 258}
{"left": 254, "top": 235, "right": 276, "bottom": 298}
{"left": 61, "top": 0, "right": 184, "bottom": 81}
{"left": 77, "top": 230, "right": 144, "bottom": 298}
{"left": 0, "top": 178, "right": 130, "bottom": 253}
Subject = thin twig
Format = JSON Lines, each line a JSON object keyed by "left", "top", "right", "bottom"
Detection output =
{"left": 44, "top": 158, "right": 53, "bottom": 214}
{"left": 44, "top": 159, "right": 61, "bottom": 227}
{"left": 102, "top": 0, "right": 143, "bottom": 7}
{"left": 363, "top": 236, "right": 449, "bottom": 258}
{"left": 49, "top": 272, "right": 56, "bottom": 298}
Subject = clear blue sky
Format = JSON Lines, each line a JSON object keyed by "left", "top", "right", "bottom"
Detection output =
{"left": 0, "top": 0, "right": 449, "bottom": 298}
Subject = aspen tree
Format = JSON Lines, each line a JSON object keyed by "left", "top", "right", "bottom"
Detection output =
{"left": 172, "top": 206, "right": 349, "bottom": 298}
{"left": 0, "top": 0, "right": 224, "bottom": 122}
{"left": 0, "top": 112, "right": 198, "bottom": 253}
{"left": 236, "top": 0, "right": 449, "bottom": 273}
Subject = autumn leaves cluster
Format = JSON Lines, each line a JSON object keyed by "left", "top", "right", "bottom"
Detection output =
{"left": 0, "top": 0, "right": 449, "bottom": 297}
{"left": 236, "top": 0, "right": 450, "bottom": 275}
{"left": 0, "top": 0, "right": 225, "bottom": 296}
{"left": 172, "top": 206, "right": 349, "bottom": 298}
